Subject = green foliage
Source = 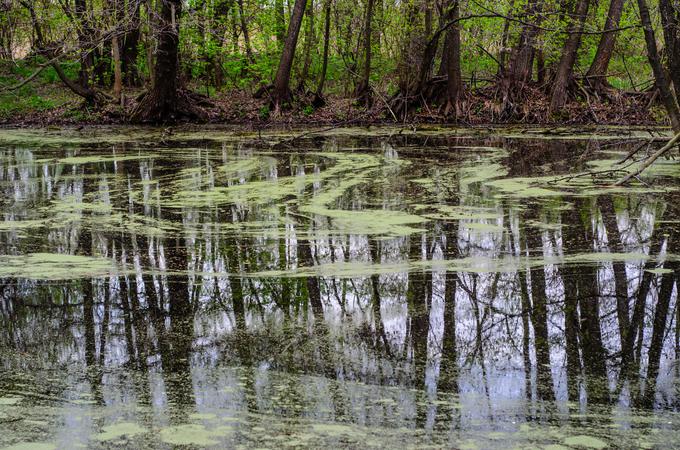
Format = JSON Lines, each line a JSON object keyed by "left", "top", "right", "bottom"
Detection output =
{"left": 0, "top": 0, "right": 674, "bottom": 122}
{"left": 259, "top": 105, "right": 271, "bottom": 119}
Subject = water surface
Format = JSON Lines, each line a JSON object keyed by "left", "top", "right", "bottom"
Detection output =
{"left": 1, "top": 126, "right": 679, "bottom": 449}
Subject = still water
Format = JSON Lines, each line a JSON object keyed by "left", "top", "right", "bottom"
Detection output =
{"left": 0, "top": 127, "right": 679, "bottom": 449}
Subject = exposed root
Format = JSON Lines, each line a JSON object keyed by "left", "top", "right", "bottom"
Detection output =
{"left": 130, "top": 89, "right": 210, "bottom": 124}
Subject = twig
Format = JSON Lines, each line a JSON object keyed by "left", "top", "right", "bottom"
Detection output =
{"left": 615, "top": 131, "right": 680, "bottom": 185}
{"left": 371, "top": 84, "right": 398, "bottom": 122}
{"left": 616, "top": 137, "right": 655, "bottom": 165}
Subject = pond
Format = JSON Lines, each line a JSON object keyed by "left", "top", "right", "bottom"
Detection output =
{"left": 0, "top": 126, "right": 679, "bottom": 449}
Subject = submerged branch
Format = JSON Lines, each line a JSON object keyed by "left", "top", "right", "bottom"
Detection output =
{"left": 614, "top": 131, "right": 680, "bottom": 185}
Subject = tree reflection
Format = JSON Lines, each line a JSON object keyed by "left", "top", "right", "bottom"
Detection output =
{"left": 0, "top": 133, "right": 678, "bottom": 445}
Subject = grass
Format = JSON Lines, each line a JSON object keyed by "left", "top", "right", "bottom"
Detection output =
{"left": 0, "top": 59, "right": 78, "bottom": 121}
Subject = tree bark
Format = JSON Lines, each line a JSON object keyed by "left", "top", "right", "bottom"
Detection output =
{"left": 549, "top": 0, "right": 591, "bottom": 112}
{"left": 443, "top": 0, "right": 462, "bottom": 116}
{"left": 659, "top": 0, "right": 680, "bottom": 100}
{"left": 111, "top": 0, "right": 123, "bottom": 103}
{"left": 314, "top": 0, "right": 332, "bottom": 104}
{"left": 75, "top": 0, "right": 94, "bottom": 88}
{"left": 297, "top": 0, "right": 315, "bottom": 92}
{"left": 636, "top": 0, "right": 680, "bottom": 131}
{"left": 122, "top": 1, "right": 142, "bottom": 87}
{"left": 112, "top": 34, "right": 123, "bottom": 103}
{"left": 585, "top": 0, "right": 624, "bottom": 89}
{"left": 355, "top": 0, "right": 375, "bottom": 106}
{"left": 131, "top": 0, "right": 205, "bottom": 123}
{"left": 506, "top": 0, "right": 543, "bottom": 83}
{"left": 238, "top": 0, "right": 255, "bottom": 63}
{"left": 19, "top": 0, "right": 107, "bottom": 105}
{"left": 271, "top": 0, "right": 307, "bottom": 108}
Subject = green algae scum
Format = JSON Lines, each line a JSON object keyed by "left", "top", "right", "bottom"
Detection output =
{"left": 0, "top": 126, "right": 679, "bottom": 449}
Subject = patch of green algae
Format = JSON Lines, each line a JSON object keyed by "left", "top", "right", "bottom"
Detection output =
{"left": 0, "top": 253, "right": 121, "bottom": 280}
{"left": 95, "top": 422, "right": 147, "bottom": 441}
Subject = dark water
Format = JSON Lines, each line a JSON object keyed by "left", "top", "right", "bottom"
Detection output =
{"left": 0, "top": 127, "right": 679, "bottom": 449}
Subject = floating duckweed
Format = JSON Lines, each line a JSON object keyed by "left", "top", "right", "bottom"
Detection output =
{"left": 159, "top": 424, "right": 231, "bottom": 446}
{"left": 0, "top": 220, "right": 46, "bottom": 231}
{"left": 0, "top": 397, "right": 22, "bottom": 405}
{"left": 644, "top": 268, "right": 674, "bottom": 274}
{"left": 0, "top": 253, "right": 121, "bottom": 280}
{"left": 95, "top": 422, "right": 147, "bottom": 441}
{"left": 562, "top": 435, "right": 608, "bottom": 449}
{"left": 0, "top": 443, "right": 56, "bottom": 450}
{"left": 55, "top": 154, "right": 156, "bottom": 165}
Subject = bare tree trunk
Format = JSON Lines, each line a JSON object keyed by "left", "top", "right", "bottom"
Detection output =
{"left": 355, "top": 0, "right": 375, "bottom": 106}
{"left": 75, "top": 0, "right": 94, "bottom": 88}
{"left": 506, "top": 0, "right": 542, "bottom": 83}
{"left": 585, "top": 0, "right": 624, "bottom": 90}
{"left": 498, "top": 14, "right": 512, "bottom": 75}
{"left": 297, "top": 0, "right": 315, "bottom": 92}
{"left": 131, "top": 0, "right": 205, "bottom": 123}
{"left": 111, "top": 0, "right": 123, "bottom": 103}
{"left": 636, "top": 0, "right": 680, "bottom": 131}
{"left": 314, "top": 0, "right": 332, "bottom": 105}
{"left": 19, "top": 0, "right": 107, "bottom": 105}
{"left": 112, "top": 34, "right": 123, "bottom": 103}
{"left": 122, "top": 1, "right": 142, "bottom": 87}
{"left": 549, "top": 0, "right": 591, "bottom": 112}
{"left": 271, "top": 0, "right": 307, "bottom": 108}
{"left": 238, "top": 0, "right": 255, "bottom": 63}
{"left": 443, "top": 0, "right": 462, "bottom": 116}
{"left": 659, "top": 0, "right": 680, "bottom": 100}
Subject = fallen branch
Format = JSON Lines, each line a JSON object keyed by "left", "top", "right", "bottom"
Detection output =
{"left": 0, "top": 56, "right": 61, "bottom": 92}
{"left": 614, "top": 131, "right": 680, "bottom": 185}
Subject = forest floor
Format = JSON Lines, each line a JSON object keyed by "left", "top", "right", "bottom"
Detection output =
{"left": 0, "top": 74, "right": 667, "bottom": 129}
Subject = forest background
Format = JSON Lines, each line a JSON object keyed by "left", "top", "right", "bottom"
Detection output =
{"left": 1, "top": 0, "right": 680, "bottom": 127}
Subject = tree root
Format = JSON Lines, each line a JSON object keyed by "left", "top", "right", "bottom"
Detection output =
{"left": 130, "top": 89, "right": 210, "bottom": 124}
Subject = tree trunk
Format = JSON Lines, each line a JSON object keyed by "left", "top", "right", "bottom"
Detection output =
{"left": 111, "top": 0, "right": 123, "bottom": 103}
{"left": 355, "top": 0, "right": 375, "bottom": 106}
{"left": 75, "top": 0, "right": 94, "bottom": 88}
{"left": 443, "top": 0, "right": 462, "bottom": 116}
{"left": 636, "top": 0, "right": 680, "bottom": 131}
{"left": 659, "top": 0, "right": 680, "bottom": 100}
{"left": 506, "top": 0, "right": 543, "bottom": 83}
{"left": 297, "top": 0, "right": 315, "bottom": 93}
{"left": 549, "top": 0, "right": 591, "bottom": 112}
{"left": 585, "top": 0, "right": 624, "bottom": 90}
{"left": 112, "top": 34, "right": 122, "bottom": 103}
{"left": 271, "top": 0, "right": 307, "bottom": 108}
{"left": 122, "top": 2, "right": 142, "bottom": 87}
{"left": 238, "top": 0, "right": 255, "bottom": 63}
{"left": 20, "top": 0, "right": 107, "bottom": 105}
{"left": 131, "top": 0, "right": 205, "bottom": 123}
{"left": 313, "top": 0, "right": 332, "bottom": 105}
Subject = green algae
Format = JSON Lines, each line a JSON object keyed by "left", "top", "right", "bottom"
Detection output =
{"left": 645, "top": 268, "right": 674, "bottom": 274}
{"left": 0, "top": 220, "right": 46, "bottom": 231}
{"left": 0, "top": 397, "right": 22, "bottom": 405}
{"left": 562, "top": 435, "right": 608, "bottom": 449}
{"left": 55, "top": 154, "right": 156, "bottom": 165}
{"left": 0, "top": 443, "right": 56, "bottom": 450}
{"left": 159, "top": 424, "right": 232, "bottom": 446}
{"left": 95, "top": 422, "right": 147, "bottom": 441}
{"left": 0, "top": 253, "right": 121, "bottom": 280}
{"left": 461, "top": 222, "right": 505, "bottom": 233}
